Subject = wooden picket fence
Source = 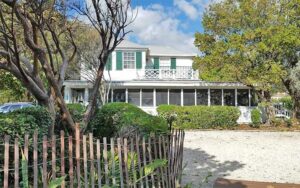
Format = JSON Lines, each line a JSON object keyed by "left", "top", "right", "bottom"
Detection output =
{"left": 0, "top": 125, "right": 185, "bottom": 188}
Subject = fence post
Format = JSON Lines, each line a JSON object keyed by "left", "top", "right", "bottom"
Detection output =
{"left": 42, "top": 136, "right": 48, "bottom": 188}
{"left": 52, "top": 135, "right": 56, "bottom": 180}
{"left": 103, "top": 137, "right": 109, "bottom": 185}
{"left": 14, "top": 137, "right": 19, "bottom": 188}
{"left": 61, "top": 131, "right": 65, "bottom": 188}
{"left": 33, "top": 131, "right": 38, "bottom": 188}
{"left": 4, "top": 135, "right": 9, "bottom": 188}
{"left": 96, "top": 139, "right": 101, "bottom": 188}
{"left": 117, "top": 138, "right": 124, "bottom": 188}
{"left": 75, "top": 123, "right": 81, "bottom": 188}
{"left": 69, "top": 136, "right": 74, "bottom": 188}
{"left": 111, "top": 138, "right": 116, "bottom": 186}
{"left": 89, "top": 133, "right": 95, "bottom": 188}
{"left": 83, "top": 135, "right": 88, "bottom": 188}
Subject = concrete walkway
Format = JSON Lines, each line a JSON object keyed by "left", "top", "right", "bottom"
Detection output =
{"left": 182, "top": 131, "right": 300, "bottom": 188}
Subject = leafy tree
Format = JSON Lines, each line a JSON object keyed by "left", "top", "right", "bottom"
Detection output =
{"left": 194, "top": 0, "right": 300, "bottom": 120}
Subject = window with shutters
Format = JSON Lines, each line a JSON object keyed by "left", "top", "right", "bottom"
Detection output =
{"left": 123, "top": 51, "right": 135, "bottom": 69}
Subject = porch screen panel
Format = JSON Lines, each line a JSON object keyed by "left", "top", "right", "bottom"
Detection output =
{"left": 210, "top": 89, "right": 222, "bottom": 105}
{"left": 183, "top": 89, "right": 195, "bottom": 106}
{"left": 197, "top": 89, "right": 208, "bottom": 105}
{"left": 223, "top": 89, "right": 235, "bottom": 106}
{"left": 142, "top": 89, "right": 154, "bottom": 107}
{"left": 128, "top": 89, "right": 140, "bottom": 106}
{"left": 169, "top": 89, "right": 181, "bottom": 106}
{"left": 237, "top": 89, "right": 249, "bottom": 106}
{"left": 113, "top": 89, "right": 126, "bottom": 102}
{"left": 156, "top": 89, "right": 168, "bottom": 106}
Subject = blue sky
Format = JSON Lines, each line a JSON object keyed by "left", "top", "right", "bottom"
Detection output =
{"left": 126, "top": 0, "right": 215, "bottom": 53}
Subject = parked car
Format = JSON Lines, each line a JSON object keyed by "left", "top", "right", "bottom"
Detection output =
{"left": 0, "top": 102, "right": 33, "bottom": 113}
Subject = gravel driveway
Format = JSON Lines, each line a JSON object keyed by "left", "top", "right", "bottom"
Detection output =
{"left": 182, "top": 131, "right": 300, "bottom": 188}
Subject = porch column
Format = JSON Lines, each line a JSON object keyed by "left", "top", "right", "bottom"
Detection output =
{"left": 111, "top": 89, "right": 114, "bottom": 102}
{"left": 154, "top": 89, "right": 157, "bottom": 107}
{"left": 194, "top": 89, "right": 197, "bottom": 106}
{"left": 248, "top": 89, "right": 251, "bottom": 107}
{"left": 84, "top": 88, "right": 89, "bottom": 105}
{"left": 235, "top": 89, "right": 238, "bottom": 106}
{"left": 64, "top": 87, "right": 71, "bottom": 103}
{"left": 181, "top": 89, "right": 183, "bottom": 106}
{"left": 126, "top": 88, "right": 128, "bottom": 103}
{"left": 221, "top": 89, "right": 224, "bottom": 106}
{"left": 167, "top": 89, "right": 170, "bottom": 105}
{"left": 208, "top": 88, "right": 211, "bottom": 106}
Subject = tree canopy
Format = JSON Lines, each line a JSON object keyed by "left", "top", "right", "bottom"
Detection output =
{"left": 194, "top": 0, "right": 300, "bottom": 118}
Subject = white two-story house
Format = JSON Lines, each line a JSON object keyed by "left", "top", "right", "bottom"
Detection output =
{"left": 63, "top": 40, "right": 256, "bottom": 123}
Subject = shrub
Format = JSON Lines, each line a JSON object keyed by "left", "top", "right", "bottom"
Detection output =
{"left": 157, "top": 105, "right": 240, "bottom": 129}
{"left": 250, "top": 108, "right": 261, "bottom": 128}
{"left": 0, "top": 106, "right": 52, "bottom": 138}
{"left": 67, "top": 103, "right": 86, "bottom": 123}
{"left": 88, "top": 102, "right": 168, "bottom": 138}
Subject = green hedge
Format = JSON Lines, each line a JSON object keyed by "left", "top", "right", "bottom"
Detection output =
{"left": 0, "top": 106, "right": 52, "bottom": 138}
{"left": 87, "top": 102, "right": 168, "bottom": 138}
{"left": 157, "top": 105, "right": 240, "bottom": 129}
{"left": 250, "top": 108, "right": 261, "bottom": 128}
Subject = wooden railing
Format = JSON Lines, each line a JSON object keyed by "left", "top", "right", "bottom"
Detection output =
{"left": 0, "top": 125, "right": 185, "bottom": 188}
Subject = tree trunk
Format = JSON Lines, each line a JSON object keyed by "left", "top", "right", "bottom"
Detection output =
{"left": 83, "top": 62, "right": 105, "bottom": 129}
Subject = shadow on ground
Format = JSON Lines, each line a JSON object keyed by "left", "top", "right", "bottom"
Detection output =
{"left": 181, "top": 147, "right": 245, "bottom": 188}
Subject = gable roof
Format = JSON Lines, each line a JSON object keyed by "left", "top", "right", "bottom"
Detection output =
{"left": 148, "top": 45, "right": 196, "bottom": 57}
{"left": 116, "top": 40, "right": 196, "bottom": 57}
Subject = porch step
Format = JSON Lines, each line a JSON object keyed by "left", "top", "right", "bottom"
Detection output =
{"left": 214, "top": 178, "right": 300, "bottom": 188}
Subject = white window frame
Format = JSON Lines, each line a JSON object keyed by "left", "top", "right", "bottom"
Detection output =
{"left": 123, "top": 51, "right": 136, "bottom": 69}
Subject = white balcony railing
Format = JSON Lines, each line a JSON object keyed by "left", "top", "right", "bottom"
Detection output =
{"left": 137, "top": 66, "right": 199, "bottom": 80}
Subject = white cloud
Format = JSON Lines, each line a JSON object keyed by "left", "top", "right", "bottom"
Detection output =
{"left": 128, "top": 5, "right": 197, "bottom": 53}
{"left": 174, "top": 0, "right": 199, "bottom": 20}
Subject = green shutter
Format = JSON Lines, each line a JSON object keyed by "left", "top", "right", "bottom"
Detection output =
{"left": 154, "top": 57, "right": 160, "bottom": 69}
{"left": 171, "top": 58, "right": 176, "bottom": 69}
{"left": 116, "top": 51, "right": 123, "bottom": 70}
{"left": 105, "top": 54, "right": 112, "bottom": 70}
{"left": 136, "top": 51, "right": 142, "bottom": 69}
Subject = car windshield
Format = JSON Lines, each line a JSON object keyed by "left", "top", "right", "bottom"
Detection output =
{"left": 0, "top": 105, "right": 10, "bottom": 111}
{"left": 9, "top": 105, "right": 21, "bottom": 111}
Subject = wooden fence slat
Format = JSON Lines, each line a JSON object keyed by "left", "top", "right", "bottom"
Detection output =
{"left": 52, "top": 135, "right": 56, "bottom": 180}
{"left": 124, "top": 138, "right": 129, "bottom": 185}
{"left": 43, "top": 136, "right": 48, "bottom": 188}
{"left": 14, "top": 138, "right": 19, "bottom": 188}
{"left": 135, "top": 135, "right": 143, "bottom": 188}
{"left": 61, "top": 131, "right": 65, "bottom": 188}
{"left": 110, "top": 138, "right": 116, "bottom": 186}
{"left": 4, "top": 135, "right": 9, "bottom": 188}
{"left": 33, "top": 131, "right": 38, "bottom": 188}
{"left": 24, "top": 134, "right": 29, "bottom": 161}
{"left": 162, "top": 136, "right": 168, "bottom": 188}
{"left": 103, "top": 137, "right": 109, "bottom": 185}
{"left": 142, "top": 137, "right": 149, "bottom": 188}
{"left": 148, "top": 137, "right": 155, "bottom": 187}
{"left": 83, "top": 135, "right": 88, "bottom": 188}
{"left": 158, "top": 136, "right": 165, "bottom": 188}
{"left": 96, "top": 139, "right": 101, "bottom": 188}
{"left": 68, "top": 136, "right": 74, "bottom": 188}
{"left": 117, "top": 138, "right": 124, "bottom": 188}
{"left": 130, "top": 138, "right": 137, "bottom": 188}
{"left": 75, "top": 124, "right": 81, "bottom": 188}
{"left": 89, "top": 133, "right": 95, "bottom": 188}
{"left": 153, "top": 136, "right": 161, "bottom": 188}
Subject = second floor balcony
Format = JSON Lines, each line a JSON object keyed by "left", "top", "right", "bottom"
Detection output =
{"left": 137, "top": 66, "right": 199, "bottom": 80}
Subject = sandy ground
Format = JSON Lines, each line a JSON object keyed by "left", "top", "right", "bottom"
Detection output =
{"left": 182, "top": 131, "right": 300, "bottom": 188}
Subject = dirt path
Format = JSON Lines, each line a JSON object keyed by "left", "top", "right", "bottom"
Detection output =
{"left": 182, "top": 131, "right": 300, "bottom": 188}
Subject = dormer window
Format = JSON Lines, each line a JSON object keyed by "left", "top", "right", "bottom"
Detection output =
{"left": 123, "top": 51, "right": 135, "bottom": 69}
